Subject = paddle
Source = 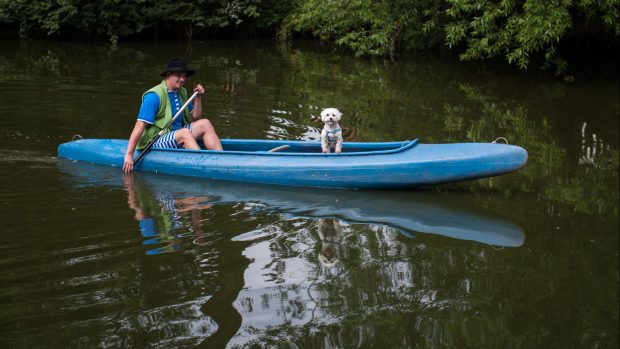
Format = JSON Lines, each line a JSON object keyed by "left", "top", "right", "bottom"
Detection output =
{"left": 133, "top": 91, "right": 199, "bottom": 166}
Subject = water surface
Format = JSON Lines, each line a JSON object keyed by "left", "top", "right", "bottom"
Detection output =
{"left": 0, "top": 39, "right": 618, "bottom": 348}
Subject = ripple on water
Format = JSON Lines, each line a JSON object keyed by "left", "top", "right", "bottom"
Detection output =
{"left": 0, "top": 149, "right": 58, "bottom": 164}
{"left": 0, "top": 227, "right": 139, "bottom": 302}
{"left": 0, "top": 150, "right": 60, "bottom": 201}
{"left": 2, "top": 290, "right": 218, "bottom": 348}
{"left": 0, "top": 227, "right": 149, "bottom": 344}
{"left": 82, "top": 296, "right": 218, "bottom": 348}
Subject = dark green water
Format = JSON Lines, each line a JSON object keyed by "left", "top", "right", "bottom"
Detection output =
{"left": 0, "top": 39, "right": 618, "bottom": 348}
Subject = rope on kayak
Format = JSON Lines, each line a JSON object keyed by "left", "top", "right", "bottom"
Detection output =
{"left": 71, "top": 134, "right": 83, "bottom": 141}
{"left": 400, "top": 140, "right": 411, "bottom": 148}
{"left": 492, "top": 137, "right": 509, "bottom": 144}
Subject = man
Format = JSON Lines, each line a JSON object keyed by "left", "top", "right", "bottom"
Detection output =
{"left": 123, "top": 58, "right": 223, "bottom": 173}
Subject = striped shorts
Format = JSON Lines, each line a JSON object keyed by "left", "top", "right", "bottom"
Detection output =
{"left": 152, "top": 124, "right": 193, "bottom": 149}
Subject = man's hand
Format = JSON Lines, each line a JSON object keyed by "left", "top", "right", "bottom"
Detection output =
{"left": 123, "top": 153, "right": 134, "bottom": 173}
{"left": 194, "top": 84, "right": 205, "bottom": 96}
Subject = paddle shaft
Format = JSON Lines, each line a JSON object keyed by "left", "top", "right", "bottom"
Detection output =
{"left": 133, "top": 91, "right": 199, "bottom": 166}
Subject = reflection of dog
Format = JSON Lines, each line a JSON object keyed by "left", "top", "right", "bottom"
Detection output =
{"left": 320, "top": 108, "right": 343, "bottom": 154}
{"left": 317, "top": 218, "right": 342, "bottom": 267}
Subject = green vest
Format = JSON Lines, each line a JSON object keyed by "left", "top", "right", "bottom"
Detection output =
{"left": 132, "top": 179, "right": 174, "bottom": 235}
{"left": 137, "top": 80, "right": 194, "bottom": 150}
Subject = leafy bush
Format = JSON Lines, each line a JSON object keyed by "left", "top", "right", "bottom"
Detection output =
{"left": 0, "top": 0, "right": 617, "bottom": 73}
{"left": 284, "top": 0, "right": 619, "bottom": 74}
{"left": 442, "top": 0, "right": 619, "bottom": 75}
{"left": 0, "top": 0, "right": 293, "bottom": 43}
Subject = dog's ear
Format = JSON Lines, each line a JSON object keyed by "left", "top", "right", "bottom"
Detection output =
{"left": 335, "top": 109, "right": 342, "bottom": 121}
{"left": 320, "top": 109, "right": 327, "bottom": 122}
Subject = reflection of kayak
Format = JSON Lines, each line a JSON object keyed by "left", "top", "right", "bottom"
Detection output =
{"left": 58, "top": 160, "right": 525, "bottom": 247}
{"left": 57, "top": 138, "right": 527, "bottom": 189}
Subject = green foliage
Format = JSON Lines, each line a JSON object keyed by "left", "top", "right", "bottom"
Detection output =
{"left": 282, "top": 0, "right": 441, "bottom": 57}
{"left": 200, "top": 0, "right": 258, "bottom": 28}
{"left": 445, "top": 0, "right": 573, "bottom": 74}
{"left": 443, "top": 0, "right": 619, "bottom": 74}
{"left": 285, "top": 0, "right": 618, "bottom": 73}
{"left": 0, "top": 0, "right": 617, "bottom": 73}
{"left": 0, "top": 0, "right": 294, "bottom": 42}
{"left": 0, "top": 0, "right": 77, "bottom": 38}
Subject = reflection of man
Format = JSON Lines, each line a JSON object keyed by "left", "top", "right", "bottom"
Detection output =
{"left": 317, "top": 218, "right": 343, "bottom": 267}
{"left": 123, "top": 173, "right": 211, "bottom": 253}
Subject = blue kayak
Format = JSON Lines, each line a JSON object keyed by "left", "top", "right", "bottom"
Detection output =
{"left": 57, "top": 138, "right": 527, "bottom": 189}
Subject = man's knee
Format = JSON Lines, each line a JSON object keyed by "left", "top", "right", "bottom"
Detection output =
{"left": 175, "top": 128, "right": 193, "bottom": 141}
{"left": 194, "top": 119, "right": 214, "bottom": 132}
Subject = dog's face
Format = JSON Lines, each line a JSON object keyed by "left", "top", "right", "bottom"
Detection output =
{"left": 320, "top": 108, "right": 342, "bottom": 125}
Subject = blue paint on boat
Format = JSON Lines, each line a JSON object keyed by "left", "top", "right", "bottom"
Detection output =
{"left": 57, "top": 138, "right": 528, "bottom": 189}
{"left": 57, "top": 160, "right": 525, "bottom": 247}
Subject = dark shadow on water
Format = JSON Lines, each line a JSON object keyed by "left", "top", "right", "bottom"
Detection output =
{"left": 196, "top": 240, "right": 249, "bottom": 349}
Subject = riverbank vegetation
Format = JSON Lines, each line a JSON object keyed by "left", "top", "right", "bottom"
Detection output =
{"left": 0, "top": 0, "right": 617, "bottom": 75}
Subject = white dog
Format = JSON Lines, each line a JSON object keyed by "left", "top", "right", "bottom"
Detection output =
{"left": 320, "top": 108, "right": 343, "bottom": 154}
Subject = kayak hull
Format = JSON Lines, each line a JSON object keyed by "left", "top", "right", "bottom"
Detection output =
{"left": 57, "top": 138, "right": 528, "bottom": 189}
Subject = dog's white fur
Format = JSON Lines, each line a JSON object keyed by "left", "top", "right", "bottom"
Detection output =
{"left": 320, "top": 108, "right": 343, "bottom": 154}
{"left": 317, "top": 218, "right": 342, "bottom": 267}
